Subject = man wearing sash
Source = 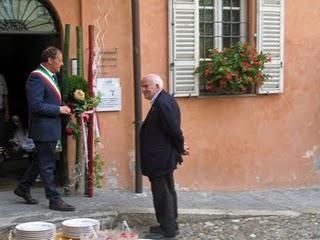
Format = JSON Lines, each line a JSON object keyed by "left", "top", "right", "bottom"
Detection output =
{"left": 13, "top": 47, "right": 75, "bottom": 211}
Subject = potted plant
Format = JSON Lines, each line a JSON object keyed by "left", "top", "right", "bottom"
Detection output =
{"left": 195, "top": 43, "right": 271, "bottom": 95}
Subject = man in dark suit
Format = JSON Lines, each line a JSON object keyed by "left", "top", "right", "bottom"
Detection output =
{"left": 140, "top": 74, "right": 189, "bottom": 239}
{"left": 13, "top": 46, "right": 75, "bottom": 211}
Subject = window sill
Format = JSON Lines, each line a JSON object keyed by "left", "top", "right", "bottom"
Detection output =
{"left": 197, "top": 92, "right": 257, "bottom": 98}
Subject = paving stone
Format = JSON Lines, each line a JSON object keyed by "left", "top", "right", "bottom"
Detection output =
{"left": 2, "top": 187, "right": 320, "bottom": 239}
{"left": 124, "top": 213, "right": 320, "bottom": 240}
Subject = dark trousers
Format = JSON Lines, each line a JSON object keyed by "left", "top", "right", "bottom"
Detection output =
{"left": 17, "top": 141, "right": 60, "bottom": 201}
{"left": 0, "top": 111, "right": 5, "bottom": 147}
{"left": 149, "top": 171, "right": 178, "bottom": 234}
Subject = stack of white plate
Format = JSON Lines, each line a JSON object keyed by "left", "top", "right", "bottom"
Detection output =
{"left": 62, "top": 218, "right": 100, "bottom": 239}
{"left": 15, "top": 221, "right": 56, "bottom": 240}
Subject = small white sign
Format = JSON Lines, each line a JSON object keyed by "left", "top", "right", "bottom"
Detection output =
{"left": 95, "top": 78, "right": 121, "bottom": 111}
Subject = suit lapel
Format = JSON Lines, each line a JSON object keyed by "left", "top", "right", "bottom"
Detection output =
{"left": 143, "top": 90, "right": 164, "bottom": 125}
{"left": 144, "top": 105, "right": 155, "bottom": 124}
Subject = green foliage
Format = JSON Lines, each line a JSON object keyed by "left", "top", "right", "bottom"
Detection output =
{"left": 195, "top": 42, "right": 271, "bottom": 94}
{"left": 67, "top": 75, "right": 101, "bottom": 118}
{"left": 72, "top": 93, "right": 101, "bottom": 118}
{"left": 94, "top": 137, "right": 104, "bottom": 188}
{"left": 67, "top": 75, "right": 88, "bottom": 101}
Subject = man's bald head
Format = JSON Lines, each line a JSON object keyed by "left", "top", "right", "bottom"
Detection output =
{"left": 141, "top": 73, "right": 164, "bottom": 100}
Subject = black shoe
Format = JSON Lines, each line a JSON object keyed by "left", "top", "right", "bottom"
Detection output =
{"left": 49, "top": 199, "right": 75, "bottom": 211}
{"left": 13, "top": 187, "right": 39, "bottom": 205}
{"left": 149, "top": 225, "right": 179, "bottom": 235}
{"left": 161, "top": 230, "right": 176, "bottom": 238}
{"left": 143, "top": 232, "right": 176, "bottom": 239}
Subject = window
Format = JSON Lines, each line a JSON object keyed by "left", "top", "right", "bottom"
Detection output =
{"left": 169, "top": 0, "right": 284, "bottom": 97}
{"left": 0, "top": 0, "right": 58, "bottom": 33}
{"left": 199, "top": 0, "right": 247, "bottom": 59}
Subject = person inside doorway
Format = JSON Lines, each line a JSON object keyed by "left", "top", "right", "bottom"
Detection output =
{"left": 0, "top": 73, "right": 9, "bottom": 151}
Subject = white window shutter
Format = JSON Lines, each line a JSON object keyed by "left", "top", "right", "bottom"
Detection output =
{"left": 169, "top": 0, "right": 199, "bottom": 97}
{"left": 257, "top": 0, "right": 284, "bottom": 94}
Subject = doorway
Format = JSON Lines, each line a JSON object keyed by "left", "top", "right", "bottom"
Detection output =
{"left": 0, "top": 0, "right": 62, "bottom": 190}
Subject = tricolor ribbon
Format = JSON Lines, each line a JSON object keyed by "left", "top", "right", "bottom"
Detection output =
{"left": 80, "top": 110, "right": 100, "bottom": 166}
{"left": 31, "top": 68, "right": 61, "bottom": 101}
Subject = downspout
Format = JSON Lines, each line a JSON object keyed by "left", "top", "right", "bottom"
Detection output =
{"left": 131, "top": 0, "right": 143, "bottom": 193}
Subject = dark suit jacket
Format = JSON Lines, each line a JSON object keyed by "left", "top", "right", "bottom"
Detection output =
{"left": 140, "top": 90, "right": 184, "bottom": 177}
{"left": 25, "top": 66, "right": 61, "bottom": 142}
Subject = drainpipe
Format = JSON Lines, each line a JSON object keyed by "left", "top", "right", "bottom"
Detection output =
{"left": 131, "top": 0, "right": 143, "bottom": 193}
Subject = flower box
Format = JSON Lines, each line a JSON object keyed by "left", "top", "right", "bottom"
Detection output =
{"left": 195, "top": 43, "right": 271, "bottom": 95}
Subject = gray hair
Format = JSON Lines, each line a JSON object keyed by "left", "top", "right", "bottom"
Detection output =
{"left": 142, "top": 73, "right": 164, "bottom": 89}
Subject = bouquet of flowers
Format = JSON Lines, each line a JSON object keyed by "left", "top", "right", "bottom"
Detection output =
{"left": 64, "top": 75, "right": 101, "bottom": 190}
{"left": 65, "top": 75, "right": 100, "bottom": 137}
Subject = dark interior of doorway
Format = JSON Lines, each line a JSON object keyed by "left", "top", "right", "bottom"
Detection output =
{"left": 0, "top": 34, "right": 63, "bottom": 190}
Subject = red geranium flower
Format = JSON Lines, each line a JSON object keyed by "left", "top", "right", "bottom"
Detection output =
{"left": 205, "top": 81, "right": 214, "bottom": 92}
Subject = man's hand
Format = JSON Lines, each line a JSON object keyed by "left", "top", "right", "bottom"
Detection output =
{"left": 178, "top": 144, "right": 190, "bottom": 165}
{"left": 182, "top": 143, "right": 190, "bottom": 156}
{"left": 60, "top": 105, "right": 71, "bottom": 115}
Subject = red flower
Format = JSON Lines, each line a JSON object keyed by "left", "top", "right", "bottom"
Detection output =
{"left": 65, "top": 127, "right": 73, "bottom": 136}
{"left": 213, "top": 49, "right": 220, "bottom": 54}
{"left": 242, "top": 62, "right": 251, "bottom": 71}
{"left": 205, "top": 81, "right": 214, "bottom": 92}
{"left": 253, "top": 60, "right": 261, "bottom": 67}
{"left": 82, "top": 113, "right": 90, "bottom": 122}
{"left": 267, "top": 55, "right": 272, "bottom": 62}
{"left": 219, "top": 79, "right": 227, "bottom": 88}
{"left": 257, "top": 72, "right": 264, "bottom": 78}
{"left": 204, "top": 69, "right": 211, "bottom": 78}
{"left": 226, "top": 72, "right": 234, "bottom": 81}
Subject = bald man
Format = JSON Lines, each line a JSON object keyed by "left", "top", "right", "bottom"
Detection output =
{"left": 140, "top": 74, "right": 189, "bottom": 239}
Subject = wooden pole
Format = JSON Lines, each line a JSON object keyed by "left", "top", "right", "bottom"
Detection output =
{"left": 88, "top": 25, "right": 95, "bottom": 197}
{"left": 76, "top": 25, "right": 84, "bottom": 194}
{"left": 62, "top": 24, "right": 70, "bottom": 194}
{"left": 76, "top": 26, "right": 84, "bottom": 77}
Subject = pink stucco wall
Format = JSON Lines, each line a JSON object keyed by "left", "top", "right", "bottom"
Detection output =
{"left": 51, "top": 0, "right": 320, "bottom": 191}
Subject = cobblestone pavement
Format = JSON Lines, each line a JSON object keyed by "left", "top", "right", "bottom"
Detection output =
{"left": 118, "top": 213, "right": 320, "bottom": 240}
{"left": 3, "top": 187, "right": 320, "bottom": 239}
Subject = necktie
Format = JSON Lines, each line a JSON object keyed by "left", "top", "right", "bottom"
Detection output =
{"left": 52, "top": 75, "right": 57, "bottom": 84}
{"left": 52, "top": 75, "right": 60, "bottom": 91}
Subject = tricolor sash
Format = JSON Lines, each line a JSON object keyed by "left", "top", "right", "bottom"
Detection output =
{"left": 30, "top": 67, "right": 61, "bottom": 101}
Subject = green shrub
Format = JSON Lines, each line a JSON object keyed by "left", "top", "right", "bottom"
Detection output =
{"left": 67, "top": 75, "right": 88, "bottom": 101}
